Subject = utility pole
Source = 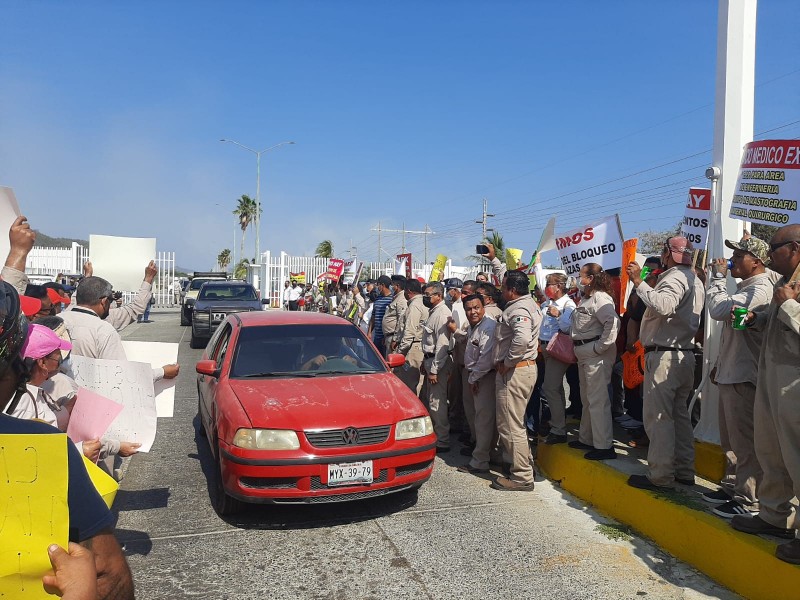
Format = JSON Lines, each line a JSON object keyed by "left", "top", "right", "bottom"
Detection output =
{"left": 475, "top": 198, "right": 495, "bottom": 240}
{"left": 423, "top": 224, "right": 430, "bottom": 265}
{"left": 371, "top": 223, "right": 435, "bottom": 262}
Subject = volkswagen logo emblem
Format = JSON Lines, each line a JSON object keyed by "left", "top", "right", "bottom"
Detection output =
{"left": 342, "top": 427, "right": 359, "bottom": 445}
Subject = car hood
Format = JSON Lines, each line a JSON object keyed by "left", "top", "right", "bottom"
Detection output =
{"left": 194, "top": 301, "right": 259, "bottom": 311}
{"left": 227, "top": 372, "right": 425, "bottom": 430}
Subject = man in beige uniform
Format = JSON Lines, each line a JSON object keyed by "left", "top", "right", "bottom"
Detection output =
{"left": 382, "top": 275, "right": 408, "bottom": 357}
{"left": 731, "top": 224, "right": 800, "bottom": 565}
{"left": 478, "top": 282, "right": 503, "bottom": 320}
{"left": 396, "top": 279, "right": 426, "bottom": 394}
{"left": 703, "top": 236, "right": 776, "bottom": 518}
{"left": 625, "top": 236, "right": 703, "bottom": 490}
{"left": 491, "top": 270, "right": 542, "bottom": 491}
{"left": 421, "top": 281, "right": 453, "bottom": 451}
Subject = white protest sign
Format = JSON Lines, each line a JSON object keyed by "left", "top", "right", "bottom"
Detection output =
{"left": 555, "top": 215, "right": 624, "bottom": 276}
{"left": 730, "top": 140, "right": 800, "bottom": 226}
{"left": 342, "top": 259, "right": 359, "bottom": 285}
{"left": 121, "top": 341, "right": 179, "bottom": 417}
{"left": 66, "top": 354, "right": 158, "bottom": 452}
{"left": 681, "top": 188, "right": 711, "bottom": 248}
{"left": 89, "top": 234, "right": 156, "bottom": 292}
{"left": 0, "top": 187, "right": 22, "bottom": 267}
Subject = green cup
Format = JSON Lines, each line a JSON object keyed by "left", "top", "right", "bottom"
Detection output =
{"left": 732, "top": 306, "right": 748, "bottom": 330}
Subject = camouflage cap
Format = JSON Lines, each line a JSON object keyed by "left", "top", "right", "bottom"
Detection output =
{"left": 724, "top": 236, "right": 771, "bottom": 265}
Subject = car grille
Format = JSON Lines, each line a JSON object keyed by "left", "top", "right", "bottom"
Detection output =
{"left": 270, "top": 484, "right": 418, "bottom": 504}
{"left": 309, "top": 470, "right": 388, "bottom": 490}
{"left": 239, "top": 477, "right": 297, "bottom": 489}
{"left": 395, "top": 460, "right": 434, "bottom": 478}
{"left": 305, "top": 425, "right": 391, "bottom": 448}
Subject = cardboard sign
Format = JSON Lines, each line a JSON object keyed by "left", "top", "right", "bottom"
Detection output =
{"left": 289, "top": 271, "right": 306, "bottom": 284}
{"left": 66, "top": 387, "right": 124, "bottom": 442}
{"left": 121, "top": 341, "right": 179, "bottom": 418}
{"left": 325, "top": 258, "right": 345, "bottom": 281}
{"left": 430, "top": 254, "right": 447, "bottom": 282}
{"left": 89, "top": 235, "right": 156, "bottom": 292}
{"left": 556, "top": 215, "right": 624, "bottom": 276}
{"left": 0, "top": 434, "right": 69, "bottom": 599}
{"left": 66, "top": 355, "right": 157, "bottom": 452}
{"left": 619, "top": 238, "right": 638, "bottom": 315}
{"left": 395, "top": 253, "right": 412, "bottom": 279}
{"left": 681, "top": 188, "right": 711, "bottom": 248}
{"left": 505, "top": 248, "right": 523, "bottom": 272}
{"left": 730, "top": 140, "right": 800, "bottom": 226}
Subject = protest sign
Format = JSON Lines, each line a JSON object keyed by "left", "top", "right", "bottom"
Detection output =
{"left": 342, "top": 259, "right": 361, "bottom": 285}
{"left": 122, "top": 341, "right": 179, "bottom": 417}
{"left": 325, "top": 258, "right": 345, "bottom": 281}
{"left": 289, "top": 271, "right": 306, "bottom": 284}
{"left": 506, "top": 248, "right": 523, "bottom": 272}
{"left": 67, "top": 354, "right": 157, "bottom": 452}
{"left": 0, "top": 187, "right": 21, "bottom": 268}
{"left": 0, "top": 434, "right": 69, "bottom": 599}
{"left": 66, "top": 387, "right": 124, "bottom": 442}
{"left": 619, "top": 238, "right": 638, "bottom": 315}
{"left": 396, "top": 253, "right": 412, "bottom": 279}
{"left": 81, "top": 455, "right": 119, "bottom": 509}
{"left": 681, "top": 188, "right": 711, "bottom": 248}
{"left": 556, "top": 214, "right": 624, "bottom": 276}
{"left": 430, "top": 254, "right": 447, "bottom": 282}
{"left": 729, "top": 140, "right": 800, "bottom": 226}
{"left": 90, "top": 234, "right": 157, "bottom": 292}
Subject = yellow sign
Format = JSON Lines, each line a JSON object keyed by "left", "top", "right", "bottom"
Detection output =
{"left": 506, "top": 248, "right": 523, "bottom": 272}
{"left": 429, "top": 254, "right": 447, "bottom": 282}
{"left": 289, "top": 271, "right": 306, "bottom": 284}
{"left": 82, "top": 455, "right": 119, "bottom": 509}
{"left": 0, "top": 434, "right": 69, "bottom": 598}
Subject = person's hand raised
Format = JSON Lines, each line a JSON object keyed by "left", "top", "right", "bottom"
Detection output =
{"left": 144, "top": 260, "right": 157, "bottom": 283}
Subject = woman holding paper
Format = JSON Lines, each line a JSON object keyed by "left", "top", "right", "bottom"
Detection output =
{"left": 569, "top": 263, "right": 620, "bottom": 460}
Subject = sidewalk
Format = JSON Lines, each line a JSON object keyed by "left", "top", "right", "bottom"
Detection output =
{"left": 534, "top": 420, "right": 800, "bottom": 600}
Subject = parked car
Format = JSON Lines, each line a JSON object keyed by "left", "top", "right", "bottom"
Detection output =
{"left": 190, "top": 281, "right": 267, "bottom": 348}
{"left": 195, "top": 311, "right": 436, "bottom": 515}
{"left": 181, "top": 273, "right": 227, "bottom": 326}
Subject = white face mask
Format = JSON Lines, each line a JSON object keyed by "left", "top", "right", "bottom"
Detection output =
{"left": 576, "top": 280, "right": 585, "bottom": 292}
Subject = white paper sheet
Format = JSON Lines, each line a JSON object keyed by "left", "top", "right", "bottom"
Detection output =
{"left": 89, "top": 234, "right": 156, "bottom": 292}
{"left": 0, "top": 187, "right": 22, "bottom": 265}
{"left": 67, "top": 354, "right": 158, "bottom": 452}
{"left": 121, "top": 340, "right": 179, "bottom": 417}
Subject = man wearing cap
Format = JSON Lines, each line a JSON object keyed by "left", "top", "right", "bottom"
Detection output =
{"left": 420, "top": 281, "right": 453, "bottom": 451}
{"left": 396, "top": 278, "right": 426, "bottom": 394}
{"left": 731, "top": 224, "right": 800, "bottom": 564}
{"left": 625, "top": 236, "right": 704, "bottom": 491}
{"left": 83, "top": 259, "right": 158, "bottom": 330}
{"left": 702, "top": 236, "right": 777, "bottom": 518}
{"left": 491, "top": 270, "right": 542, "bottom": 491}
{"left": 368, "top": 275, "right": 394, "bottom": 356}
{"left": 383, "top": 275, "right": 408, "bottom": 356}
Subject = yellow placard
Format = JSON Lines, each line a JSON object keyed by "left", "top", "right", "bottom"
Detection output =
{"left": 506, "top": 248, "right": 523, "bottom": 272}
{"left": 0, "top": 434, "right": 69, "bottom": 598}
{"left": 81, "top": 455, "right": 119, "bottom": 509}
{"left": 430, "top": 254, "right": 447, "bottom": 282}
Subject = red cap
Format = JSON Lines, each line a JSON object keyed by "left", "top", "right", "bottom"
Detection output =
{"left": 46, "top": 288, "right": 63, "bottom": 305}
{"left": 20, "top": 295, "right": 42, "bottom": 318}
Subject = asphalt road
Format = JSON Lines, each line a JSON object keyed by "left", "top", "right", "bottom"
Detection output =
{"left": 116, "top": 308, "right": 737, "bottom": 600}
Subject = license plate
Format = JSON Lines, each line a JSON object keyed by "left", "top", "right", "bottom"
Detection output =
{"left": 327, "top": 460, "right": 373, "bottom": 486}
{"left": 212, "top": 313, "right": 225, "bottom": 320}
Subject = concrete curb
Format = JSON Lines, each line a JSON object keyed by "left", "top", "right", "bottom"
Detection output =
{"left": 537, "top": 443, "right": 800, "bottom": 600}
{"left": 694, "top": 440, "right": 726, "bottom": 483}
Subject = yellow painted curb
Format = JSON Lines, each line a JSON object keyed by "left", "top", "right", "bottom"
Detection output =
{"left": 537, "top": 444, "right": 800, "bottom": 600}
{"left": 694, "top": 440, "right": 726, "bottom": 484}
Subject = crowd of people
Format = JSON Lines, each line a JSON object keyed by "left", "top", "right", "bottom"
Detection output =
{"left": 309, "top": 225, "right": 800, "bottom": 566}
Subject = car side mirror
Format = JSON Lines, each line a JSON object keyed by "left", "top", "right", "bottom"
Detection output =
{"left": 386, "top": 354, "right": 406, "bottom": 368}
{"left": 196, "top": 359, "right": 220, "bottom": 378}
{"left": 261, "top": 299, "right": 269, "bottom": 305}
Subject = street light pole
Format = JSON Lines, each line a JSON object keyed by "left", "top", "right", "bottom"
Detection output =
{"left": 220, "top": 139, "right": 295, "bottom": 261}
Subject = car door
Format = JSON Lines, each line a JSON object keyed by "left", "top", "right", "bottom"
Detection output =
{"left": 199, "top": 323, "right": 233, "bottom": 438}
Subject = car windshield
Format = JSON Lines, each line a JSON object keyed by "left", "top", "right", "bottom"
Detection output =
{"left": 198, "top": 285, "right": 257, "bottom": 301}
{"left": 190, "top": 279, "right": 215, "bottom": 290}
{"left": 230, "top": 323, "right": 387, "bottom": 378}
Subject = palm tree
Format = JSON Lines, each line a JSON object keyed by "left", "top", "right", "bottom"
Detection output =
{"left": 217, "top": 249, "right": 232, "bottom": 272}
{"left": 233, "top": 259, "right": 250, "bottom": 280}
{"left": 467, "top": 230, "right": 505, "bottom": 264}
{"left": 232, "top": 195, "right": 260, "bottom": 262}
{"left": 315, "top": 240, "right": 334, "bottom": 258}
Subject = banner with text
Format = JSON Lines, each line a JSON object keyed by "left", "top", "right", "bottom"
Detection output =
{"left": 289, "top": 271, "right": 306, "bottom": 284}
{"left": 681, "top": 188, "right": 711, "bottom": 248}
{"left": 324, "top": 258, "right": 345, "bottom": 281}
{"left": 430, "top": 254, "right": 447, "bottom": 282}
{"left": 730, "top": 140, "right": 800, "bottom": 226}
{"left": 556, "top": 215, "right": 624, "bottom": 276}
{"left": 396, "top": 253, "right": 412, "bottom": 279}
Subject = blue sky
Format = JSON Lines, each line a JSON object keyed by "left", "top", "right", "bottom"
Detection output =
{"left": 2, "top": 1, "right": 798, "bottom": 270}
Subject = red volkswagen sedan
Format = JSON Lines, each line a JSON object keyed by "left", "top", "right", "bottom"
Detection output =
{"left": 196, "top": 311, "right": 436, "bottom": 515}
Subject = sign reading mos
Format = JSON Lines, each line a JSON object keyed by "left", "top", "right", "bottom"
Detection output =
{"left": 729, "top": 139, "right": 800, "bottom": 226}
{"left": 556, "top": 215, "right": 624, "bottom": 276}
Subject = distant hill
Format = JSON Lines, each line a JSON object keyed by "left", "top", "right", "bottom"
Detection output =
{"left": 34, "top": 231, "right": 89, "bottom": 248}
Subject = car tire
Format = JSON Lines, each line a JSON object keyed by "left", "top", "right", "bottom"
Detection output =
{"left": 180, "top": 309, "right": 190, "bottom": 326}
{"left": 190, "top": 333, "right": 204, "bottom": 349}
{"left": 213, "top": 442, "right": 245, "bottom": 516}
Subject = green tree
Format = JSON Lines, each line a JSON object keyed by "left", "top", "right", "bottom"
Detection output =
{"left": 468, "top": 230, "right": 506, "bottom": 264}
{"left": 233, "top": 258, "right": 250, "bottom": 280}
{"left": 636, "top": 222, "right": 682, "bottom": 255}
{"left": 749, "top": 223, "right": 778, "bottom": 243}
{"left": 315, "top": 240, "right": 334, "bottom": 258}
{"left": 217, "top": 249, "right": 232, "bottom": 272}
{"left": 232, "top": 195, "right": 260, "bottom": 263}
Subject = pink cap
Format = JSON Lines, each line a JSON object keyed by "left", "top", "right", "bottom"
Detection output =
{"left": 666, "top": 236, "right": 694, "bottom": 266}
{"left": 21, "top": 324, "right": 73, "bottom": 360}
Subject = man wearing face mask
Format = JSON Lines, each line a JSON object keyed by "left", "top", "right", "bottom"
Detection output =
{"left": 625, "top": 237, "right": 703, "bottom": 491}
{"left": 396, "top": 278, "right": 427, "bottom": 394}
{"left": 420, "top": 281, "right": 453, "bottom": 451}
{"left": 383, "top": 275, "right": 408, "bottom": 356}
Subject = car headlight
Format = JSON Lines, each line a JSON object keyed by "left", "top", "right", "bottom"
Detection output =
{"left": 232, "top": 428, "right": 300, "bottom": 450}
{"left": 395, "top": 416, "right": 434, "bottom": 440}
{"left": 194, "top": 311, "right": 209, "bottom": 320}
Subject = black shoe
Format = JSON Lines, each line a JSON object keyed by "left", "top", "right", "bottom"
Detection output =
{"left": 731, "top": 515, "right": 795, "bottom": 539}
{"left": 568, "top": 440, "right": 593, "bottom": 451}
{"left": 627, "top": 474, "right": 672, "bottom": 491}
{"left": 459, "top": 447, "right": 474, "bottom": 457}
{"left": 675, "top": 477, "right": 695, "bottom": 486}
{"left": 776, "top": 539, "right": 800, "bottom": 565}
{"left": 543, "top": 433, "right": 567, "bottom": 445}
{"left": 436, "top": 445, "right": 451, "bottom": 454}
{"left": 584, "top": 448, "right": 617, "bottom": 461}
{"left": 701, "top": 488, "right": 731, "bottom": 504}
{"left": 456, "top": 464, "right": 489, "bottom": 475}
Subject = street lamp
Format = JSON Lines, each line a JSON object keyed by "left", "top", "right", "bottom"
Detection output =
{"left": 220, "top": 139, "right": 295, "bottom": 261}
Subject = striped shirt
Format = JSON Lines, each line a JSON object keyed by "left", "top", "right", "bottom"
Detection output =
{"left": 371, "top": 295, "right": 394, "bottom": 341}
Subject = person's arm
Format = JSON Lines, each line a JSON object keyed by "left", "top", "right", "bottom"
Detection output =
{"left": 775, "top": 283, "right": 800, "bottom": 335}
{"left": 2, "top": 215, "right": 36, "bottom": 294}
{"left": 557, "top": 299, "right": 575, "bottom": 333}
{"left": 594, "top": 300, "right": 621, "bottom": 354}
{"left": 79, "top": 530, "right": 134, "bottom": 600}
{"left": 106, "top": 261, "right": 157, "bottom": 330}
{"left": 42, "top": 542, "right": 98, "bottom": 600}
{"left": 636, "top": 272, "right": 687, "bottom": 316}
{"left": 397, "top": 302, "right": 421, "bottom": 354}
{"left": 430, "top": 311, "right": 450, "bottom": 375}
{"left": 504, "top": 311, "right": 533, "bottom": 367}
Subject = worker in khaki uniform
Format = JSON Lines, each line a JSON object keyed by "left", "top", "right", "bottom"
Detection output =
{"left": 703, "top": 236, "right": 776, "bottom": 519}
{"left": 420, "top": 281, "right": 453, "bottom": 451}
{"left": 382, "top": 275, "right": 408, "bottom": 357}
{"left": 396, "top": 279, "right": 426, "bottom": 394}
{"left": 491, "top": 270, "right": 542, "bottom": 492}
{"left": 456, "top": 293, "right": 498, "bottom": 474}
{"left": 625, "top": 236, "right": 703, "bottom": 491}
{"left": 731, "top": 224, "right": 800, "bottom": 565}
{"left": 478, "top": 282, "right": 504, "bottom": 320}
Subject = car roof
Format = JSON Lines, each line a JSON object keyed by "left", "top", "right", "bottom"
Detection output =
{"left": 200, "top": 280, "right": 251, "bottom": 287}
{"left": 234, "top": 311, "right": 352, "bottom": 327}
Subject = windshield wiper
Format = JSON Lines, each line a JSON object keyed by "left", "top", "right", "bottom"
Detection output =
{"left": 240, "top": 371, "right": 317, "bottom": 378}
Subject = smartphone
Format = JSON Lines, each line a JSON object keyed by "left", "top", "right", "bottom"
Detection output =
{"left": 476, "top": 244, "right": 489, "bottom": 255}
